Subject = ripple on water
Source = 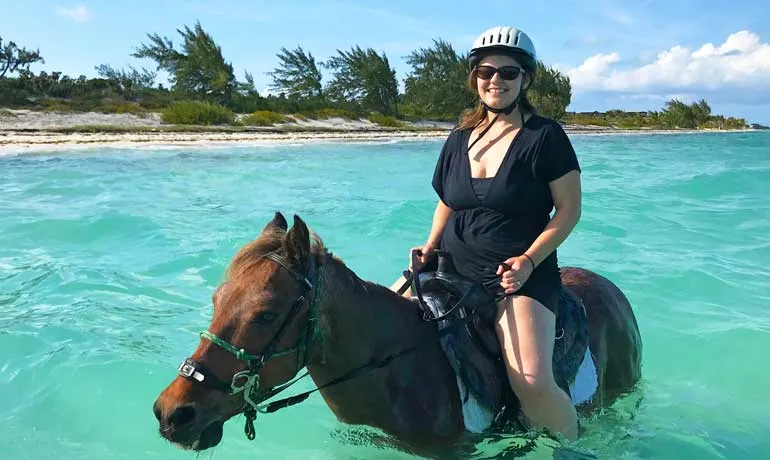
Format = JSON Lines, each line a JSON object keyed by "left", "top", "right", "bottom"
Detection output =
{"left": 1, "top": 132, "right": 769, "bottom": 459}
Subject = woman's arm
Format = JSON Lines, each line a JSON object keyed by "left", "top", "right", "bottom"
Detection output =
{"left": 524, "top": 170, "right": 582, "bottom": 267}
{"left": 498, "top": 169, "right": 581, "bottom": 294}
{"left": 398, "top": 199, "right": 452, "bottom": 287}
{"left": 426, "top": 199, "right": 453, "bottom": 248}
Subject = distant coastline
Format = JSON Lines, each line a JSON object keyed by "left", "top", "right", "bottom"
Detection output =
{"left": 3, "top": 22, "right": 761, "bottom": 155}
{"left": 0, "top": 108, "right": 760, "bottom": 153}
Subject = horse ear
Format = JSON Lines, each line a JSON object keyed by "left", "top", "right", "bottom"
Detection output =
{"left": 284, "top": 214, "right": 310, "bottom": 270}
{"left": 263, "top": 211, "right": 288, "bottom": 233}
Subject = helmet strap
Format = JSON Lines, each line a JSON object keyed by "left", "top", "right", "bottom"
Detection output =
{"left": 477, "top": 71, "right": 529, "bottom": 126}
{"left": 468, "top": 113, "right": 500, "bottom": 152}
{"left": 482, "top": 93, "right": 519, "bottom": 115}
{"left": 470, "top": 93, "right": 525, "bottom": 152}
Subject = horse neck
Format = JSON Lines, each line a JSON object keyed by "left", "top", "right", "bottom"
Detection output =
{"left": 308, "top": 255, "right": 429, "bottom": 369}
{"left": 302, "top": 253, "right": 463, "bottom": 439}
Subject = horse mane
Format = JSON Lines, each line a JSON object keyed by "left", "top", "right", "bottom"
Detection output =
{"left": 224, "top": 226, "right": 328, "bottom": 282}
{"left": 222, "top": 223, "right": 413, "bottom": 319}
{"left": 218, "top": 221, "right": 423, "bottom": 367}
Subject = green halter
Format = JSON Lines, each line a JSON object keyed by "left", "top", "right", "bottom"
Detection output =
{"left": 178, "top": 252, "right": 324, "bottom": 439}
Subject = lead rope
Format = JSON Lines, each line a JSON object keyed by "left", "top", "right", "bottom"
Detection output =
{"left": 244, "top": 406, "right": 256, "bottom": 440}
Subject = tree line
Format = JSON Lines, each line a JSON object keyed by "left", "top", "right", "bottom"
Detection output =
{"left": 568, "top": 99, "right": 747, "bottom": 130}
{"left": 0, "top": 23, "right": 747, "bottom": 129}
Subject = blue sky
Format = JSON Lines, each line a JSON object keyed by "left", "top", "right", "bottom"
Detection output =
{"left": 2, "top": 0, "right": 769, "bottom": 123}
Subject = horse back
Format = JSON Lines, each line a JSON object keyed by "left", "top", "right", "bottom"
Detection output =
{"left": 560, "top": 266, "right": 643, "bottom": 405}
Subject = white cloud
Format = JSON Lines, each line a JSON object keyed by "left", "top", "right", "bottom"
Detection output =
{"left": 564, "top": 52, "right": 621, "bottom": 89}
{"left": 563, "top": 30, "right": 770, "bottom": 98}
{"left": 55, "top": 5, "right": 91, "bottom": 22}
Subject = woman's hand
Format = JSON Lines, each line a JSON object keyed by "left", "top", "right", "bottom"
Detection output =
{"left": 409, "top": 243, "right": 436, "bottom": 272}
{"left": 497, "top": 254, "right": 536, "bottom": 295}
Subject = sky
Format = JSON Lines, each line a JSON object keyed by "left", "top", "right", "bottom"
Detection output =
{"left": 1, "top": 0, "right": 769, "bottom": 124}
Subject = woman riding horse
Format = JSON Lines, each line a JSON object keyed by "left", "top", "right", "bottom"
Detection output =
{"left": 152, "top": 212, "right": 642, "bottom": 455}
{"left": 394, "top": 25, "right": 583, "bottom": 440}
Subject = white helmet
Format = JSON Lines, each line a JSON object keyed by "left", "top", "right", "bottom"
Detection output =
{"left": 469, "top": 26, "right": 537, "bottom": 70}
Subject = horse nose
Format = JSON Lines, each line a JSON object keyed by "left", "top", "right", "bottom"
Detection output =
{"left": 154, "top": 396, "right": 198, "bottom": 429}
{"left": 168, "top": 404, "right": 197, "bottom": 428}
{"left": 153, "top": 400, "right": 162, "bottom": 422}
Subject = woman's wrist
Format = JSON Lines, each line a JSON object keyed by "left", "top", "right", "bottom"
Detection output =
{"left": 522, "top": 253, "right": 536, "bottom": 271}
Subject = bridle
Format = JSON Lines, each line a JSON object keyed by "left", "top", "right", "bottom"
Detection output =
{"left": 177, "top": 252, "right": 323, "bottom": 440}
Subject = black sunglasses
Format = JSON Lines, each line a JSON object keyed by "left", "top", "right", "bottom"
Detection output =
{"left": 475, "top": 65, "right": 524, "bottom": 81}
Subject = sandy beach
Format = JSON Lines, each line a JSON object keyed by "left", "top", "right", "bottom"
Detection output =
{"left": 0, "top": 108, "right": 754, "bottom": 154}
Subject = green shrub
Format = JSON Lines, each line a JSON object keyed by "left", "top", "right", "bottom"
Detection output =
{"left": 137, "top": 91, "right": 174, "bottom": 110}
{"left": 37, "top": 98, "right": 72, "bottom": 112}
{"left": 368, "top": 113, "right": 405, "bottom": 127}
{"left": 241, "top": 110, "right": 289, "bottom": 126}
{"left": 307, "top": 108, "right": 358, "bottom": 120}
{"left": 92, "top": 100, "right": 147, "bottom": 115}
{"left": 564, "top": 114, "right": 612, "bottom": 127}
{"left": 0, "top": 87, "right": 30, "bottom": 107}
{"left": 160, "top": 101, "right": 235, "bottom": 125}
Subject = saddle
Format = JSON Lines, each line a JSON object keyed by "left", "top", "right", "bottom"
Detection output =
{"left": 410, "top": 251, "right": 590, "bottom": 429}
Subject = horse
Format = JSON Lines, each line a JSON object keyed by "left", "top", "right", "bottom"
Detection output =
{"left": 152, "top": 212, "right": 642, "bottom": 456}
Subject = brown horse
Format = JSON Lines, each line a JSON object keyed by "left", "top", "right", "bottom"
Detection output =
{"left": 152, "top": 212, "right": 642, "bottom": 455}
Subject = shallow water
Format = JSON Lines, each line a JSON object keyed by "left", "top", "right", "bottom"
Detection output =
{"left": 1, "top": 132, "right": 769, "bottom": 459}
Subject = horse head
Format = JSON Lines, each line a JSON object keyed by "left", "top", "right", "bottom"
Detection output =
{"left": 152, "top": 212, "right": 324, "bottom": 450}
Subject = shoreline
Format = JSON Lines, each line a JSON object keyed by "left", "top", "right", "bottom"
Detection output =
{"left": 0, "top": 130, "right": 453, "bottom": 154}
{"left": 0, "top": 109, "right": 758, "bottom": 153}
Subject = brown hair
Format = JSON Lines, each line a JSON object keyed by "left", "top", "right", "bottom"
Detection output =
{"left": 458, "top": 58, "right": 537, "bottom": 130}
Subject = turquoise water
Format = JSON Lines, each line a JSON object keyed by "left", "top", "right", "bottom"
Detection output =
{"left": 1, "top": 131, "right": 769, "bottom": 459}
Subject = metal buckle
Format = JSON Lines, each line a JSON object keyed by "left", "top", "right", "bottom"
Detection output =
{"left": 179, "top": 360, "right": 196, "bottom": 378}
{"left": 231, "top": 369, "right": 259, "bottom": 394}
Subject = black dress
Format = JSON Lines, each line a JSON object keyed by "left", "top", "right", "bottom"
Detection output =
{"left": 431, "top": 114, "right": 581, "bottom": 315}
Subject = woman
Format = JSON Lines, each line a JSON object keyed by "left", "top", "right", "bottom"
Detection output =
{"left": 393, "top": 26, "right": 582, "bottom": 441}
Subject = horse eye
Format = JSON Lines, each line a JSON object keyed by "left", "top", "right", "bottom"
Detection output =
{"left": 253, "top": 311, "right": 278, "bottom": 325}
